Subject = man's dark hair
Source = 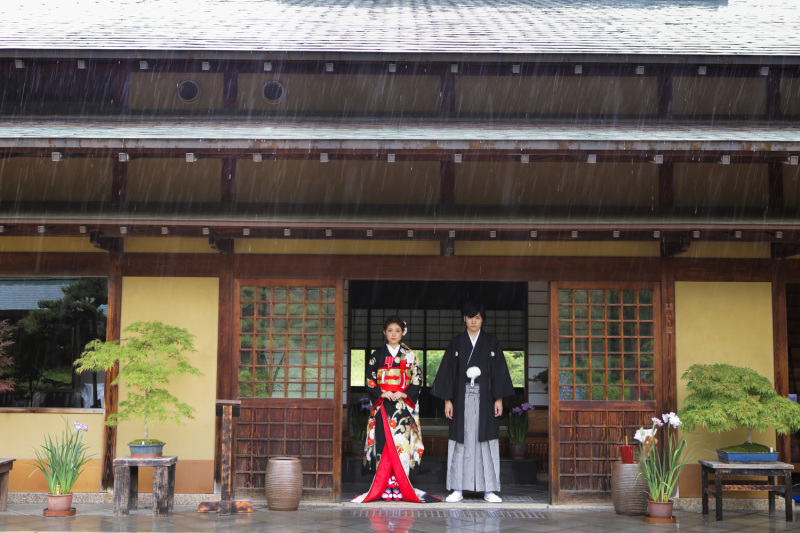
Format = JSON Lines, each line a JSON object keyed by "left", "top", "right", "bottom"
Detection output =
{"left": 461, "top": 301, "right": 486, "bottom": 321}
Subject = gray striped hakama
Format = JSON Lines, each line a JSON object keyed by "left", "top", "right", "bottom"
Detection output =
{"left": 446, "top": 384, "right": 501, "bottom": 492}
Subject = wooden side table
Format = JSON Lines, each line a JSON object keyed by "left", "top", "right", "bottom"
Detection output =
{"left": 0, "top": 458, "right": 14, "bottom": 512}
{"left": 113, "top": 455, "right": 177, "bottom": 517}
{"left": 699, "top": 459, "right": 794, "bottom": 521}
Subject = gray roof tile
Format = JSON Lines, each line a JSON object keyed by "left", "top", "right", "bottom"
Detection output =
{"left": 0, "top": 0, "right": 798, "bottom": 58}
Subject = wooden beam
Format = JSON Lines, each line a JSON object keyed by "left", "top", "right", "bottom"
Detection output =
{"left": 223, "top": 70, "right": 238, "bottom": 111}
{"left": 209, "top": 234, "right": 234, "bottom": 253}
{"left": 657, "top": 72, "right": 673, "bottom": 118}
{"left": 213, "top": 252, "right": 234, "bottom": 492}
{"left": 440, "top": 71, "right": 455, "bottom": 114}
{"left": 101, "top": 251, "right": 123, "bottom": 491}
{"left": 221, "top": 157, "right": 236, "bottom": 204}
{"left": 440, "top": 160, "right": 455, "bottom": 205}
{"left": 660, "top": 234, "right": 690, "bottom": 257}
{"left": 772, "top": 243, "right": 800, "bottom": 259}
{"left": 111, "top": 159, "right": 127, "bottom": 205}
{"left": 660, "top": 258, "right": 677, "bottom": 417}
{"left": 766, "top": 71, "right": 782, "bottom": 119}
{"left": 90, "top": 231, "right": 124, "bottom": 253}
{"left": 768, "top": 162, "right": 784, "bottom": 208}
{"left": 658, "top": 161, "right": 674, "bottom": 207}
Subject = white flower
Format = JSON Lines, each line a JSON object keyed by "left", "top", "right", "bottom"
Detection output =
{"left": 634, "top": 428, "right": 654, "bottom": 443}
{"left": 668, "top": 414, "right": 682, "bottom": 428}
{"left": 467, "top": 366, "right": 481, "bottom": 386}
{"left": 651, "top": 417, "right": 664, "bottom": 427}
{"left": 662, "top": 412, "right": 677, "bottom": 424}
{"left": 404, "top": 349, "right": 416, "bottom": 364}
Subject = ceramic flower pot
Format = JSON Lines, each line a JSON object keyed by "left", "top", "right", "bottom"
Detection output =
{"left": 647, "top": 499, "right": 674, "bottom": 519}
{"left": 46, "top": 493, "right": 73, "bottom": 513}
{"left": 128, "top": 442, "right": 165, "bottom": 458}
{"left": 611, "top": 462, "right": 648, "bottom": 516}
{"left": 507, "top": 442, "right": 527, "bottom": 459}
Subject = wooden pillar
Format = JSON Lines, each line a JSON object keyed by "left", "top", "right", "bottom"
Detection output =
{"left": 101, "top": 251, "right": 123, "bottom": 491}
{"left": 768, "top": 162, "right": 784, "bottom": 209}
{"left": 772, "top": 261, "right": 790, "bottom": 462}
{"left": 660, "top": 258, "right": 677, "bottom": 416}
{"left": 440, "top": 160, "right": 455, "bottom": 205}
{"left": 658, "top": 161, "right": 674, "bottom": 207}
{"left": 657, "top": 71, "right": 673, "bottom": 118}
{"left": 111, "top": 159, "right": 127, "bottom": 205}
{"left": 221, "top": 157, "right": 236, "bottom": 204}
{"left": 766, "top": 71, "right": 781, "bottom": 119}
{"left": 213, "top": 255, "right": 234, "bottom": 490}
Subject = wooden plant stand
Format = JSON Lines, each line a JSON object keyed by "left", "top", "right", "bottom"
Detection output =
{"left": 113, "top": 455, "right": 177, "bottom": 517}
{"left": 0, "top": 458, "right": 14, "bottom": 512}
{"left": 198, "top": 400, "right": 253, "bottom": 515}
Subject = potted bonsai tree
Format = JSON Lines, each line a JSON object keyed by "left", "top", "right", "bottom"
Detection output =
{"left": 679, "top": 363, "right": 800, "bottom": 462}
{"left": 74, "top": 321, "right": 202, "bottom": 457}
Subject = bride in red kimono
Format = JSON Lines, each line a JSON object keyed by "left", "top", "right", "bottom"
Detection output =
{"left": 351, "top": 316, "right": 439, "bottom": 503}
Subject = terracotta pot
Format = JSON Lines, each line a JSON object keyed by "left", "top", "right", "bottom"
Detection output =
{"left": 265, "top": 457, "right": 303, "bottom": 511}
{"left": 611, "top": 462, "right": 648, "bottom": 516}
{"left": 647, "top": 499, "right": 674, "bottom": 519}
{"left": 46, "top": 493, "right": 73, "bottom": 512}
{"left": 507, "top": 442, "right": 527, "bottom": 460}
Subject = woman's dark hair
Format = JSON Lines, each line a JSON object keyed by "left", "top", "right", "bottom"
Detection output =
{"left": 383, "top": 316, "right": 406, "bottom": 332}
{"left": 461, "top": 301, "right": 486, "bottom": 321}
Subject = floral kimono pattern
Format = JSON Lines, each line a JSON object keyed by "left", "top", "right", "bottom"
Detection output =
{"left": 352, "top": 343, "right": 439, "bottom": 503}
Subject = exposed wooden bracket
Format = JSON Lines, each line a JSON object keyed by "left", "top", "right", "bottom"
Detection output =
{"left": 660, "top": 234, "right": 691, "bottom": 257}
{"left": 209, "top": 234, "right": 234, "bottom": 253}
{"left": 771, "top": 243, "right": 800, "bottom": 259}
{"left": 440, "top": 235, "right": 455, "bottom": 256}
{"left": 89, "top": 231, "right": 123, "bottom": 253}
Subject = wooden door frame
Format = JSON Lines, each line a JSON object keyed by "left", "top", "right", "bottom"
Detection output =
{"left": 548, "top": 281, "right": 662, "bottom": 504}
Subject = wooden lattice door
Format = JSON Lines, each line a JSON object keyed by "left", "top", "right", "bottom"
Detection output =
{"left": 234, "top": 280, "right": 343, "bottom": 500}
{"left": 549, "top": 282, "right": 661, "bottom": 504}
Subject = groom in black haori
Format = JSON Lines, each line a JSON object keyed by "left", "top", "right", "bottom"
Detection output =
{"left": 431, "top": 301, "right": 515, "bottom": 503}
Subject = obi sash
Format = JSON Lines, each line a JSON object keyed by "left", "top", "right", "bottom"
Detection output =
{"left": 377, "top": 364, "right": 412, "bottom": 392}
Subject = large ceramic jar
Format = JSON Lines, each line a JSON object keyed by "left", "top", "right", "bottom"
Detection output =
{"left": 265, "top": 457, "right": 303, "bottom": 511}
{"left": 611, "top": 461, "right": 648, "bottom": 516}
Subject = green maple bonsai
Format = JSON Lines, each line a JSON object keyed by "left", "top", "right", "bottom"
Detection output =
{"left": 74, "top": 321, "right": 202, "bottom": 444}
{"left": 679, "top": 363, "right": 800, "bottom": 451}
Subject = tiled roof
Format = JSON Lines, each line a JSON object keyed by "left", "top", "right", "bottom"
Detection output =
{"left": 0, "top": 278, "right": 77, "bottom": 310}
{"left": 1, "top": 119, "right": 800, "bottom": 152}
{"left": 0, "top": 0, "right": 798, "bottom": 58}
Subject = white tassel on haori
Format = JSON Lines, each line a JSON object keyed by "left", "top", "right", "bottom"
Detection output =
{"left": 467, "top": 366, "right": 481, "bottom": 386}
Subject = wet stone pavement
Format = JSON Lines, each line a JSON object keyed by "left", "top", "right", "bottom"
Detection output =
{"left": 2, "top": 502, "right": 800, "bottom": 533}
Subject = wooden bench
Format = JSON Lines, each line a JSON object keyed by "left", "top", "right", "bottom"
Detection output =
{"left": 113, "top": 456, "right": 177, "bottom": 517}
{"left": 0, "top": 458, "right": 14, "bottom": 512}
{"left": 700, "top": 459, "right": 794, "bottom": 521}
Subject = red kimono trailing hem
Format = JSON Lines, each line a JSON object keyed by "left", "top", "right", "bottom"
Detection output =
{"left": 358, "top": 404, "right": 421, "bottom": 503}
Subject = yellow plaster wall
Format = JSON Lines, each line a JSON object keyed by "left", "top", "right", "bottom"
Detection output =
{"left": 236, "top": 160, "right": 440, "bottom": 205}
{"left": 237, "top": 74, "right": 441, "bottom": 113}
{"left": 454, "top": 162, "right": 658, "bottom": 207}
{"left": 127, "top": 158, "right": 222, "bottom": 203}
{"left": 124, "top": 238, "right": 217, "bottom": 254}
{"left": 0, "top": 157, "right": 112, "bottom": 202}
{"left": 673, "top": 163, "right": 769, "bottom": 208}
{"left": 673, "top": 77, "right": 766, "bottom": 116}
{"left": 129, "top": 73, "right": 225, "bottom": 110}
{"left": 118, "top": 277, "right": 218, "bottom": 466}
{"left": 0, "top": 237, "right": 100, "bottom": 253}
{"left": 455, "top": 241, "right": 660, "bottom": 257}
{"left": 455, "top": 76, "right": 658, "bottom": 115}
{"left": 0, "top": 410, "right": 106, "bottom": 492}
{"left": 675, "top": 281, "right": 776, "bottom": 457}
{"left": 235, "top": 239, "right": 440, "bottom": 255}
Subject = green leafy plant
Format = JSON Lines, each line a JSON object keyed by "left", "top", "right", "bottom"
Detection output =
{"left": 0, "top": 319, "right": 15, "bottom": 393}
{"left": 30, "top": 419, "right": 93, "bottom": 495}
{"left": 679, "top": 363, "right": 800, "bottom": 447}
{"left": 635, "top": 413, "right": 692, "bottom": 503}
{"left": 349, "top": 395, "right": 371, "bottom": 442}
{"left": 74, "top": 321, "right": 202, "bottom": 442}
{"left": 506, "top": 401, "right": 534, "bottom": 443}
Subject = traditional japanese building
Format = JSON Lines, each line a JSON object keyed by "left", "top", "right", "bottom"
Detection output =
{"left": 1, "top": 0, "right": 799, "bottom": 505}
